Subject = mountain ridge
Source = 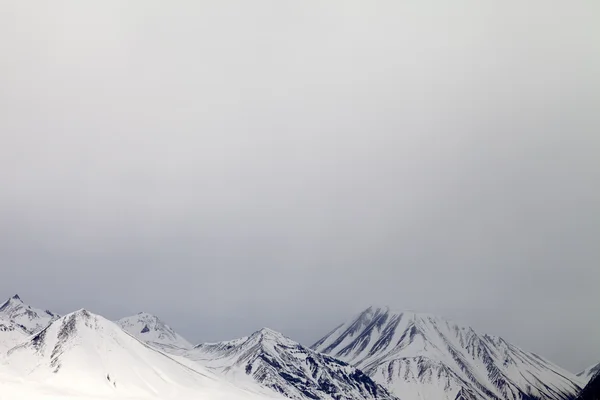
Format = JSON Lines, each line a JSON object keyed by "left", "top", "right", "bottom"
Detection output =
{"left": 186, "top": 325, "right": 399, "bottom": 400}
{"left": 0, "top": 294, "right": 59, "bottom": 335}
{"left": 579, "top": 363, "right": 600, "bottom": 385}
{"left": 312, "top": 306, "right": 582, "bottom": 400}
{"left": 0, "top": 295, "right": 592, "bottom": 400}
{"left": 1, "top": 308, "right": 277, "bottom": 400}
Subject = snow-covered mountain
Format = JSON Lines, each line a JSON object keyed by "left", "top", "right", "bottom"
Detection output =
{"left": 0, "top": 309, "right": 278, "bottom": 400}
{"left": 0, "top": 317, "right": 29, "bottom": 353}
{"left": 0, "top": 294, "right": 59, "bottom": 334}
{"left": 185, "top": 327, "right": 398, "bottom": 400}
{"left": 116, "top": 311, "right": 192, "bottom": 351}
{"left": 312, "top": 306, "right": 582, "bottom": 400}
{"left": 579, "top": 363, "right": 600, "bottom": 385}
{"left": 0, "top": 296, "right": 588, "bottom": 400}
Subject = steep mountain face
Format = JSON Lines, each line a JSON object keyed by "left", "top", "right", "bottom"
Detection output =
{"left": 579, "top": 364, "right": 600, "bottom": 385}
{"left": 0, "top": 294, "right": 59, "bottom": 334}
{"left": 185, "top": 327, "right": 398, "bottom": 400}
{"left": 575, "top": 370, "right": 600, "bottom": 400}
{"left": 312, "top": 306, "right": 582, "bottom": 400}
{"left": 1, "top": 309, "right": 276, "bottom": 400}
{"left": 116, "top": 312, "right": 192, "bottom": 351}
{"left": 0, "top": 317, "right": 29, "bottom": 353}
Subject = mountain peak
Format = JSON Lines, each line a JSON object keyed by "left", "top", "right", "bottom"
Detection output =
{"left": 3, "top": 309, "right": 254, "bottom": 400}
{"left": 55, "top": 309, "right": 95, "bottom": 326}
{"left": 136, "top": 311, "right": 156, "bottom": 317}
{"left": 116, "top": 312, "right": 192, "bottom": 350}
{"left": 187, "top": 327, "right": 398, "bottom": 400}
{"left": 73, "top": 308, "right": 91, "bottom": 317}
{"left": 365, "top": 305, "right": 389, "bottom": 312}
{"left": 0, "top": 294, "right": 58, "bottom": 334}
{"left": 313, "top": 307, "right": 582, "bottom": 400}
{"left": 0, "top": 295, "right": 23, "bottom": 311}
{"left": 254, "top": 327, "right": 285, "bottom": 339}
{"left": 361, "top": 305, "right": 436, "bottom": 319}
{"left": 134, "top": 312, "right": 161, "bottom": 323}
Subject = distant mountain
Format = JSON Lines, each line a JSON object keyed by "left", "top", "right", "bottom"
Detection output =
{"left": 2, "top": 309, "right": 274, "bottom": 400}
{"left": 575, "top": 370, "right": 600, "bottom": 400}
{"left": 0, "top": 294, "right": 59, "bottom": 334}
{"left": 579, "top": 364, "right": 600, "bottom": 385}
{"left": 0, "top": 296, "right": 588, "bottom": 400}
{"left": 116, "top": 311, "right": 192, "bottom": 351}
{"left": 185, "top": 327, "right": 398, "bottom": 400}
{"left": 312, "top": 306, "right": 582, "bottom": 400}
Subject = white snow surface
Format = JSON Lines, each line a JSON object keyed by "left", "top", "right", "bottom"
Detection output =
{"left": 0, "top": 309, "right": 281, "bottom": 400}
{"left": 0, "top": 317, "right": 29, "bottom": 354}
{"left": 0, "top": 294, "right": 59, "bottom": 334}
{"left": 185, "top": 327, "right": 398, "bottom": 400}
{"left": 578, "top": 362, "right": 600, "bottom": 385}
{"left": 0, "top": 299, "right": 589, "bottom": 400}
{"left": 312, "top": 306, "right": 583, "bottom": 400}
{"left": 116, "top": 312, "right": 192, "bottom": 350}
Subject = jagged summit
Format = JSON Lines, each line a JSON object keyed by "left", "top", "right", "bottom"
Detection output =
{"left": 0, "top": 294, "right": 23, "bottom": 310}
{"left": 136, "top": 311, "right": 157, "bottom": 317}
{"left": 250, "top": 327, "right": 289, "bottom": 341}
{"left": 313, "top": 306, "right": 582, "bottom": 400}
{"left": 355, "top": 305, "right": 452, "bottom": 324}
{"left": 193, "top": 327, "right": 296, "bottom": 355}
{"left": 255, "top": 327, "right": 280, "bottom": 335}
{"left": 0, "top": 294, "right": 59, "bottom": 334}
{"left": 116, "top": 311, "right": 192, "bottom": 350}
{"left": 71, "top": 308, "right": 92, "bottom": 318}
{"left": 0, "top": 294, "right": 24, "bottom": 308}
{"left": 187, "top": 327, "right": 398, "bottom": 400}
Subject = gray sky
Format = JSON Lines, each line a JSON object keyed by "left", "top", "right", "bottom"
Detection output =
{"left": 1, "top": 1, "right": 599, "bottom": 373}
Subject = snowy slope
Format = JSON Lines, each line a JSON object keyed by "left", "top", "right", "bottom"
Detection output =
{"left": 312, "top": 306, "right": 582, "bottom": 400}
{"left": 0, "top": 317, "right": 29, "bottom": 354}
{"left": 185, "top": 327, "right": 398, "bottom": 400}
{"left": 0, "top": 309, "right": 280, "bottom": 400}
{"left": 579, "top": 363, "right": 600, "bottom": 385}
{"left": 0, "top": 294, "right": 59, "bottom": 334}
{"left": 575, "top": 369, "right": 600, "bottom": 400}
{"left": 117, "top": 311, "right": 192, "bottom": 351}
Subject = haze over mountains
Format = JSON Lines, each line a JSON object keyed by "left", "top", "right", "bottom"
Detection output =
{"left": 0, "top": 294, "right": 595, "bottom": 400}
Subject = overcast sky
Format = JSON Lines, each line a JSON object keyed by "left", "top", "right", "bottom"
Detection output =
{"left": 1, "top": 1, "right": 599, "bottom": 373}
